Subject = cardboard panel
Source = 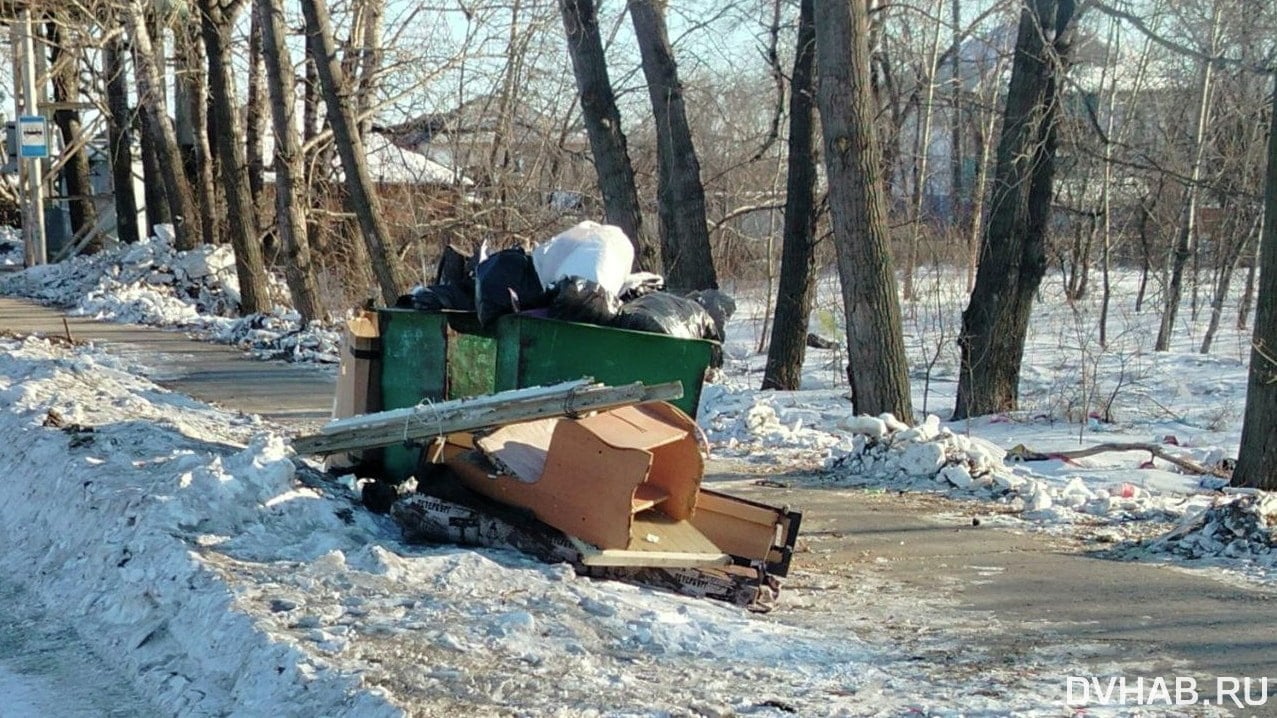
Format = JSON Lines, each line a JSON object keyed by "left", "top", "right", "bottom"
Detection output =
{"left": 451, "top": 427, "right": 653, "bottom": 549}
{"left": 333, "top": 311, "right": 381, "bottom": 419}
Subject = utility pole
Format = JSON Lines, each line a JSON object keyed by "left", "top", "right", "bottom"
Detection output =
{"left": 13, "top": 8, "right": 47, "bottom": 266}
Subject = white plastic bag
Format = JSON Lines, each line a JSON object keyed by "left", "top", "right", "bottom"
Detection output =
{"left": 531, "top": 221, "right": 634, "bottom": 296}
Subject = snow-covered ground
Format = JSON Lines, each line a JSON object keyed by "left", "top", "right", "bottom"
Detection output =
{"left": 706, "top": 267, "right": 1275, "bottom": 584}
{"left": 0, "top": 227, "right": 342, "bottom": 362}
{"left": 2, "top": 236, "right": 1273, "bottom": 714}
{"left": 2, "top": 334, "right": 1198, "bottom": 717}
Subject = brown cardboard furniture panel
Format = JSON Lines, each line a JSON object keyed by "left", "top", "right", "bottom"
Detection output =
{"left": 459, "top": 403, "right": 704, "bottom": 552}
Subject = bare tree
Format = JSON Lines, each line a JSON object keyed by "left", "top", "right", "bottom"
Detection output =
{"left": 302, "top": 0, "right": 413, "bottom": 304}
{"left": 559, "top": 0, "right": 658, "bottom": 269}
{"left": 1231, "top": 75, "right": 1277, "bottom": 490}
{"left": 125, "top": 0, "right": 201, "bottom": 250}
{"left": 954, "top": 0, "right": 1077, "bottom": 419}
{"left": 246, "top": 2, "right": 267, "bottom": 218}
{"left": 103, "top": 28, "right": 140, "bottom": 246}
{"left": 258, "top": 0, "right": 325, "bottom": 323}
{"left": 46, "top": 20, "right": 99, "bottom": 250}
{"left": 815, "top": 0, "right": 914, "bottom": 420}
{"left": 1154, "top": 2, "right": 1222, "bottom": 351}
{"left": 762, "top": 0, "right": 818, "bottom": 392}
{"left": 629, "top": 0, "right": 718, "bottom": 291}
{"left": 197, "top": 0, "right": 273, "bottom": 314}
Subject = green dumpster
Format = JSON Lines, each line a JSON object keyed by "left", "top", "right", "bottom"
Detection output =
{"left": 375, "top": 308, "right": 716, "bottom": 482}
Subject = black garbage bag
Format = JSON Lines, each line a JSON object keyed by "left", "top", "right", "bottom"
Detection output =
{"left": 547, "top": 277, "right": 620, "bottom": 325}
{"left": 395, "top": 284, "right": 474, "bottom": 312}
{"left": 474, "top": 247, "right": 547, "bottom": 326}
{"left": 685, "top": 289, "right": 736, "bottom": 342}
{"left": 613, "top": 293, "right": 723, "bottom": 366}
{"left": 435, "top": 244, "right": 474, "bottom": 292}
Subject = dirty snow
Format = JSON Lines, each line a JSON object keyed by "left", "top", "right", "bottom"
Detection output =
{"left": 0, "top": 227, "right": 342, "bottom": 362}
{"left": 705, "top": 269, "right": 1270, "bottom": 583}
{"left": 1, "top": 239, "right": 1265, "bottom": 713}
{"left": 0, "top": 334, "right": 1184, "bottom": 716}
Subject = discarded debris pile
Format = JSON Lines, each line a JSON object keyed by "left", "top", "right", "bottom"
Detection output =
{"left": 1150, "top": 492, "right": 1277, "bottom": 561}
{"left": 391, "top": 491, "right": 781, "bottom": 611}
{"left": 824, "top": 415, "right": 1178, "bottom": 520}
{"left": 396, "top": 221, "right": 731, "bottom": 362}
{"left": 295, "top": 376, "right": 800, "bottom": 610}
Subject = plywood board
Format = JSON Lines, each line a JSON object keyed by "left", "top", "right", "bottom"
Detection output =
{"left": 475, "top": 418, "right": 557, "bottom": 482}
{"left": 570, "top": 512, "right": 730, "bottom": 568}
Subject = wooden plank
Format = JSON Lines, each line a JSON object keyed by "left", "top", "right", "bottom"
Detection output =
{"left": 323, "top": 379, "right": 591, "bottom": 433}
{"left": 293, "top": 380, "right": 684, "bottom": 455}
{"left": 631, "top": 484, "right": 669, "bottom": 513}
{"left": 475, "top": 418, "right": 556, "bottom": 481}
{"left": 627, "top": 511, "right": 725, "bottom": 554}
{"left": 569, "top": 536, "right": 731, "bottom": 568}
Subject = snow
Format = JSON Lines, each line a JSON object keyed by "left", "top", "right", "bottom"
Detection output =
{"left": 0, "top": 225, "right": 21, "bottom": 267}
{"left": 1, "top": 237, "right": 1272, "bottom": 712}
{"left": 0, "top": 227, "right": 343, "bottom": 363}
{"left": 0, "top": 334, "right": 1150, "bottom": 716}
{"left": 703, "top": 268, "right": 1272, "bottom": 581}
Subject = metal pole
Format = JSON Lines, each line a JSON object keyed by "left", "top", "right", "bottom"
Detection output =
{"left": 18, "top": 9, "right": 46, "bottom": 265}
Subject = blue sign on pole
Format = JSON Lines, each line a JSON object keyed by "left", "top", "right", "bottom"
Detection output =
{"left": 18, "top": 115, "right": 48, "bottom": 159}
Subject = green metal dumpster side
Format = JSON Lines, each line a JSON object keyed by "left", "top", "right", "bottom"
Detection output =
{"left": 375, "top": 309, "right": 715, "bottom": 482}
{"left": 493, "top": 315, "right": 712, "bottom": 418}
{"left": 376, "top": 309, "right": 498, "bottom": 480}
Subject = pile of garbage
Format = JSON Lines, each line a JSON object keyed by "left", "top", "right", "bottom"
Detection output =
{"left": 397, "top": 221, "right": 733, "bottom": 362}
{"left": 295, "top": 378, "right": 800, "bottom": 611}
{"left": 1149, "top": 492, "right": 1277, "bottom": 561}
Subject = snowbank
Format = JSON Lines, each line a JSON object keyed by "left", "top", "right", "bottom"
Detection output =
{"left": 0, "top": 228, "right": 341, "bottom": 363}
{"left": 1145, "top": 493, "right": 1277, "bottom": 571}
{"left": 9, "top": 336, "right": 1048, "bottom": 715}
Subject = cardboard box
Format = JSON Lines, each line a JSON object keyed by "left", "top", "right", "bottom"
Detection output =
{"left": 329, "top": 312, "right": 381, "bottom": 470}
{"left": 448, "top": 403, "right": 727, "bottom": 565}
{"left": 333, "top": 311, "right": 381, "bottom": 420}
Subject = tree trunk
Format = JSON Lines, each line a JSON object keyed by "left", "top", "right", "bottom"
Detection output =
{"left": 353, "top": 0, "right": 386, "bottom": 137}
{"left": 258, "top": 0, "right": 325, "bottom": 323}
{"left": 181, "top": 28, "right": 222, "bottom": 247}
{"left": 559, "top": 0, "right": 658, "bottom": 271}
{"left": 762, "top": 0, "right": 817, "bottom": 392}
{"left": 814, "top": 0, "right": 913, "bottom": 420}
{"left": 1231, "top": 78, "right": 1277, "bottom": 490}
{"left": 1238, "top": 221, "right": 1260, "bottom": 330}
{"left": 198, "top": 0, "right": 273, "bottom": 314}
{"left": 142, "top": 12, "right": 172, "bottom": 235}
{"left": 903, "top": 0, "right": 945, "bottom": 302}
{"left": 246, "top": 2, "right": 267, "bottom": 223}
{"left": 628, "top": 0, "right": 717, "bottom": 291}
{"left": 126, "top": 1, "right": 200, "bottom": 250}
{"left": 1201, "top": 212, "right": 1256, "bottom": 354}
{"left": 103, "top": 32, "right": 140, "bottom": 246}
{"left": 1154, "top": 3, "right": 1220, "bottom": 351}
{"left": 302, "top": 0, "right": 412, "bottom": 304}
{"left": 953, "top": 0, "right": 1076, "bottom": 420}
{"left": 137, "top": 110, "right": 171, "bottom": 234}
{"left": 46, "top": 21, "right": 99, "bottom": 251}
{"left": 949, "top": 0, "right": 963, "bottom": 232}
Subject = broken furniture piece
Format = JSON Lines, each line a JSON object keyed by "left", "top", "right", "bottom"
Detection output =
{"left": 312, "top": 303, "right": 800, "bottom": 605}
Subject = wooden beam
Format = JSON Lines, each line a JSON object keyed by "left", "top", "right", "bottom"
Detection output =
{"left": 293, "top": 380, "right": 684, "bottom": 455}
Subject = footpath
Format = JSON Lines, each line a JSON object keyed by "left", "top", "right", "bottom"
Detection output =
{"left": 3, "top": 294, "right": 1274, "bottom": 708}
